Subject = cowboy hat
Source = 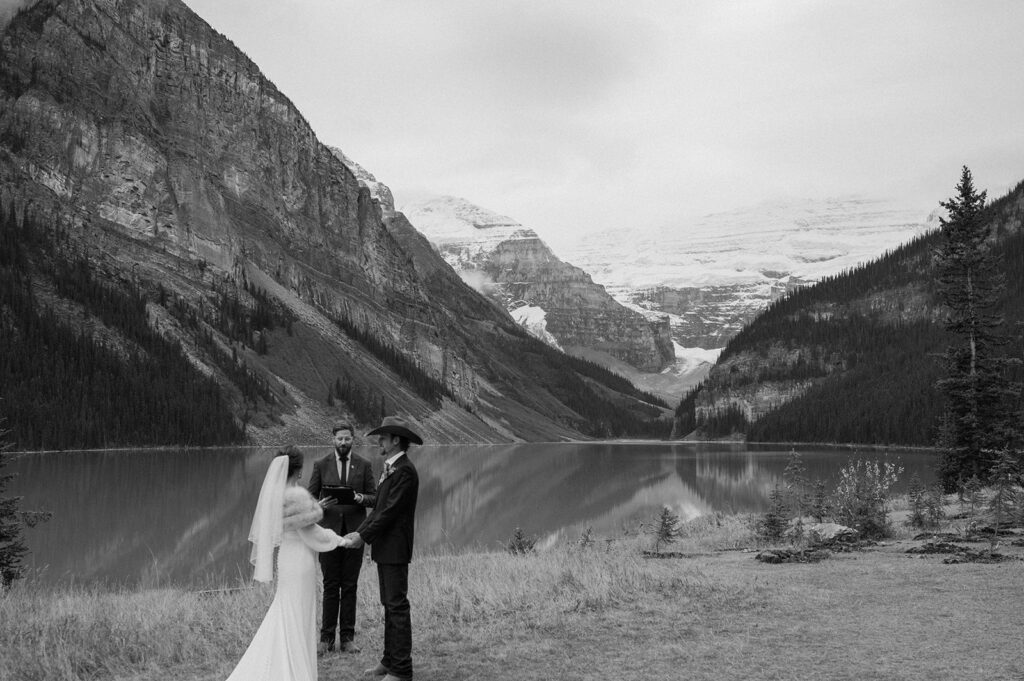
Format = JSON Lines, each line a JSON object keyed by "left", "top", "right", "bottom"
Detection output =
{"left": 366, "top": 415, "right": 424, "bottom": 445}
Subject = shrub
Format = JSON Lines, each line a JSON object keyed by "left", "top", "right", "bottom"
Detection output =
{"left": 505, "top": 527, "right": 537, "bottom": 555}
{"left": 831, "top": 459, "right": 904, "bottom": 539}
{"left": 577, "top": 527, "right": 595, "bottom": 549}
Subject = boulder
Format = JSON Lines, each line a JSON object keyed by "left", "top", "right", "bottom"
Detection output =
{"left": 806, "top": 523, "right": 858, "bottom": 544}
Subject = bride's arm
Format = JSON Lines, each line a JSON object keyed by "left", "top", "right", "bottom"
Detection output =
{"left": 296, "top": 524, "right": 344, "bottom": 552}
{"left": 284, "top": 487, "right": 344, "bottom": 552}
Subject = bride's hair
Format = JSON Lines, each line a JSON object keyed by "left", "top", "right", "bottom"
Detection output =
{"left": 276, "top": 446, "right": 304, "bottom": 479}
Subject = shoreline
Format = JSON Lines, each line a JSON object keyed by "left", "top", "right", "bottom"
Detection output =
{"left": 4, "top": 505, "right": 1022, "bottom": 681}
{"left": 7, "top": 439, "right": 942, "bottom": 456}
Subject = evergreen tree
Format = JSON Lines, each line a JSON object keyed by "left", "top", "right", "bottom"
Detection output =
{"left": 924, "top": 484, "right": 946, "bottom": 529}
{"left": 986, "top": 451, "right": 1020, "bottom": 546}
{"left": 782, "top": 449, "right": 810, "bottom": 517}
{"left": 758, "top": 486, "right": 790, "bottom": 543}
{"left": 648, "top": 505, "right": 682, "bottom": 554}
{"left": 809, "top": 480, "right": 829, "bottom": 523}
{"left": 935, "top": 167, "right": 1021, "bottom": 490}
{"left": 906, "top": 474, "right": 927, "bottom": 529}
{"left": 0, "top": 415, "right": 51, "bottom": 586}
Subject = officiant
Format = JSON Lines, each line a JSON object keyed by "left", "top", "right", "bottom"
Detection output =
{"left": 308, "top": 422, "right": 377, "bottom": 655}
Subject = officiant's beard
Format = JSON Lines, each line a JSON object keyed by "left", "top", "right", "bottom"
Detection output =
{"left": 334, "top": 442, "right": 352, "bottom": 457}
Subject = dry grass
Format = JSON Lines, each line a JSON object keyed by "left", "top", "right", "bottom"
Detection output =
{"left": 3, "top": 511, "right": 1023, "bottom": 681}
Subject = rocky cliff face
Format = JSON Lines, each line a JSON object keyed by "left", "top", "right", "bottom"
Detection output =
{"left": 400, "top": 196, "right": 675, "bottom": 372}
{"left": 0, "top": 0, "right": 666, "bottom": 443}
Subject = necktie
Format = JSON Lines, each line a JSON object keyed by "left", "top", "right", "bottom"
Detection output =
{"left": 338, "top": 455, "right": 349, "bottom": 486}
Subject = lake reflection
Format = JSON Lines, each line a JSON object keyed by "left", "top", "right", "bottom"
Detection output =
{"left": 7, "top": 443, "right": 936, "bottom": 587}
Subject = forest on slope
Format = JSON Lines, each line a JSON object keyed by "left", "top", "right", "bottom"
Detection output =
{"left": 675, "top": 179, "right": 1024, "bottom": 446}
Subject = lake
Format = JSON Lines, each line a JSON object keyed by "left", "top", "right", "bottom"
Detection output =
{"left": 6, "top": 442, "right": 937, "bottom": 588}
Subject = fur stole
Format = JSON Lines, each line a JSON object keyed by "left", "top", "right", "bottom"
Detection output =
{"left": 282, "top": 486, "right": 323, "bottom": 531}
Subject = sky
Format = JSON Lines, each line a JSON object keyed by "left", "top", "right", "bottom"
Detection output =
{"left": 181, "top": 0, "right": 1024, "bottom": 244}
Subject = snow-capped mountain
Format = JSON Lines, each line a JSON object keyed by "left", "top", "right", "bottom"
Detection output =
{"left": 550, "top": 196, "right": 938, "bottom": 348}
{"left": 400, "top": 195, "right": 676, "bottom": 374}
{"left": 396, "top": 195, "right": 531, "bottom": 259}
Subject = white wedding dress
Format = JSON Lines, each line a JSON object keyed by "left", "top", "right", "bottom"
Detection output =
{"left": 226, "top": 485, "right": 342, "bottom": 681}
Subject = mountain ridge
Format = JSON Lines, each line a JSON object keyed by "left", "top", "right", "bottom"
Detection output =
{"left": 673, "top": 181, "right": 1024, "bottom": 445}
{"left": 0, "top": 0, "right": 670, "bottom": 447}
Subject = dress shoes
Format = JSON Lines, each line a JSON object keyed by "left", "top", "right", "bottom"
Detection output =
{"left": 363, "top": 663, "right": 389, "bottom": 677}
{"left": 338, "top": 639, "right": 362, "bottom": 654}
{"left": 317, "top": 640, "right": 334, "bottom": 656}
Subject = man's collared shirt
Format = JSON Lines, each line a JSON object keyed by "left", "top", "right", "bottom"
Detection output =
{"left": 335, "top": 451, "right": 350, "bottom": 484}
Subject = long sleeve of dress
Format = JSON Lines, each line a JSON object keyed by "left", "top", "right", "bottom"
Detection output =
{"left": 282, "top": 485, "right": 341, "bottom": 552}
{"left": 296, "top": 523, "right": 343, "bottom": 552}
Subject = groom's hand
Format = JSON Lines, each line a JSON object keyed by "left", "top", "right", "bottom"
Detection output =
{"left": 343, "top": 532, "right": 364, "bottom": 549}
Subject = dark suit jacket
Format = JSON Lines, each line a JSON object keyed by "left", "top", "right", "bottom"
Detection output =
{"left": 308, "top": 451, "right": 377, "bottom": 535}
{"left": 357, "top": 454, "right": 418, "bottom": 564}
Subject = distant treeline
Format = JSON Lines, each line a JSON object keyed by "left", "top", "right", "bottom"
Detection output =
{"left": 0, "top": 203, "right": 243, "bottom": 450}
{"left": 495, "top": 329, "right": 672, "bottom": 438}
{"left": 164, "top": 294, "right": 276, "bottom": 409}
{"left": 332, "top": 311, "right": 452, "bottom": 409}
{"left": 326, "top": 373, "right": 388, "bottom": 426}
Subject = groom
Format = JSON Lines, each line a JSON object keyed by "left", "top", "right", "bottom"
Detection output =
{"left": 342, "top": 416, "right": 422, "bottom": 681}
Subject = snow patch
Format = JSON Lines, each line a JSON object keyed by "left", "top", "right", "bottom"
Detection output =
{"left": 510, "top": 304, "right": 562, "bottom": 350}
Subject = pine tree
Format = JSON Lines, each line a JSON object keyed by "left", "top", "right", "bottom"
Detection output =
{"left": 783, "top": 449, "right": 810, "bottom": 518}
{"left": 759, "top": 486, "right": 789, "bottom": 543}
{"left": 809, "top": 480, "right": 829, "bottom": 523}
{"left": 906, "top": 474, "right": 926, "bottom": 529}
{"left": 986, "top": 451, "right": 1020, "bottom": 550}
{"left": 648, "top": 506, "right": 682, "bottom": 554}
{"left": 0, "top": 416, "right": 51, "bottom": 586}
{"left": 924, "top": 484, "right": 946, "bottom": 529}
{"left": 935, "top": 166, "right": 1021, "bottom": 490}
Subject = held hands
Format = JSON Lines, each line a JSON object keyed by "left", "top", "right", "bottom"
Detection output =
{"left": 339, "top": 532, "right": 364, "bottom": 550}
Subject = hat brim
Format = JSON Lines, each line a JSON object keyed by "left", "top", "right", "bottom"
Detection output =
{"left": 366, "top": 425, "right": 423, "bottom": 446}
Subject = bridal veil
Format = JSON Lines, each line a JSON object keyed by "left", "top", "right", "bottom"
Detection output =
{"left": 248, "top": 454, "right": 287, "bottom": 582}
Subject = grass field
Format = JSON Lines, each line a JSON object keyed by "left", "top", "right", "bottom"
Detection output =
{"left": 2, "top": 508, "right": 1023, "bottom": 681}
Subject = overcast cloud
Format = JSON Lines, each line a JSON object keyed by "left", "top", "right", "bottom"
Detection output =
{"left": 183, "top": 0, "right": 1024, "bottom": 244}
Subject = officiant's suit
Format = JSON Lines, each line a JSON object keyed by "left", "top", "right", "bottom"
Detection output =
{"left": 308, "top": 440, "right": 377, "bottom": 650}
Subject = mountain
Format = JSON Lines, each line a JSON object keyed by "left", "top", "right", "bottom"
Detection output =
{"left": 0, "top": 0, "right": 671, "bottom": 448}
{"left": 399, "top": 195, "right": 675, "bottom": 373}
{"left": 552, "top": 196, "right": 937, "bottom": 349}
{"left": 672, "top": 181, "right": 1024, "bottom": 445}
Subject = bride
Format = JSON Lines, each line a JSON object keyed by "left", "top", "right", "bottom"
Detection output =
{"left": 225, "top": 446, "right": 349, "bottom": 681}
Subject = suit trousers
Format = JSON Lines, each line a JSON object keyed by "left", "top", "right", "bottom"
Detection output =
{"left": 377, "top": 562, "right": 412, "bottom": 678}
{"left": 319, "top": 545, "right": 364, "bottom": 642}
